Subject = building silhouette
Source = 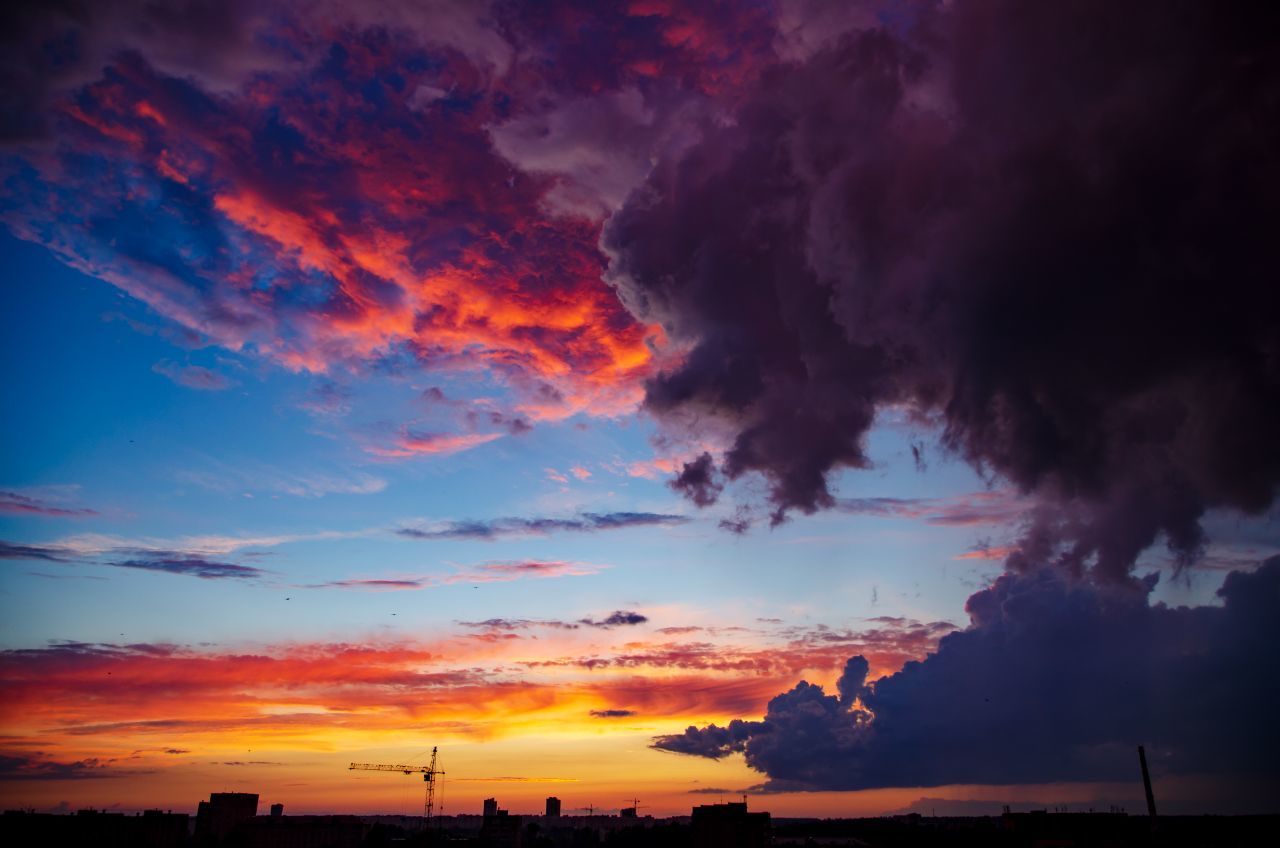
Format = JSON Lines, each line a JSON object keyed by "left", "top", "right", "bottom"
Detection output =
{"left": 545, "top": 796, "right": 561, "bottom": 817}
{"left": 195, "top": 792, "right": 258, "bottom": 845}
{"left": 239, "top": 814, "right": 366, "bottom": 848}
{"left": 480, "top": 797, "right": 521, "bottom": 847}
{"left": 0, "top": 808, "right": 188, "bottom": 848}
{"left": 691, "top": 801, "right": 770, "bottom": 848}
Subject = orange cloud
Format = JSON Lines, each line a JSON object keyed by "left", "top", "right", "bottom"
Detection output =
{"left": 0, "top": 612, "right": 954, "bottom": 752}
{"left": 627, "top": 457, "right": 679, "bottom": 479}
{"left": 955, "top": 545, "right": 1017, "bottom": 561}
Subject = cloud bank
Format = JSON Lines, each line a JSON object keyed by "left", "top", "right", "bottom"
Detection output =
{"left": 654, "top": 558, "right": 1280, "bottom": 789}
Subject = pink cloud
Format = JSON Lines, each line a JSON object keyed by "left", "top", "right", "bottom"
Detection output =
{"left": 367, "top": 431, "right": 502, "bottom": 458}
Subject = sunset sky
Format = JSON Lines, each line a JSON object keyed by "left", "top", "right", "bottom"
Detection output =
{"left": 2, "top": 0, "right": 1278, "bottom": 820}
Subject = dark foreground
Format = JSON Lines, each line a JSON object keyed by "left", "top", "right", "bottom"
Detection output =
{"left": 4, "top": 807, "right": 1279, "bottom": 848}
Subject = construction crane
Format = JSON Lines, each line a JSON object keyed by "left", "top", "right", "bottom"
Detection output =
{"left": 349, "top": 747, "right": 444, "bottom": 826}
{"left": 620, "top": 798, "right": 648, "bottom": 817}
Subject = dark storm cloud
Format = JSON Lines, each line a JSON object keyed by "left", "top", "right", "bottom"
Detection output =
{"left": 110, "top": 555, "right": 265, "bottom": 580}
{"left": 1, "top": 0, "right": 514, "bottom": 143}
{"left": 397, "top": 511, "right": 689, "bottom": 540}
{"left": 605, "top": 0, "right": 1280, "bottom": 580}
{"left": 670, "top": 452, "right": 723, "bottom": 507}
{"left": 653, "top": 558, "right": 1280, "bottom": 789}
{"left": 654, "top": 719, "right": 763, "bottom": 760}
{"left": 0, "top": 0, "right": 280, "bottom": 142}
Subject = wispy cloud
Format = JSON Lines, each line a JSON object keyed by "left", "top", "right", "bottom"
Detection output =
{"left": 0, "top": 489, "right": 98, "bottom": 518}
{"left": 954, "top": 543, "right": 1017, "bottom": 561}
{"left": 152, "top": 360, "right": 238, "bottom": 391}
{"left": 582, "top": 610, "right": 648, "bottom": 628}
{"left": 449, "top": 560, "right": 604, "bottom": 584}
{"left": 110, "top": 555, "right": 267, "bottom": 581}
{"left": 0, "top": 754, "right": 151, "bottom": 781}
{"left": 49, "top": 529, "right": 366, "bottom": 558}
{"left": 398, "top": 511, "right": 689, "bottom": 540}
{"left": 2, "top": 538, "right": 274, "bottom": 581}
{"left": 176, "top": 465, "right": 387, "bottom": 499}
{"left": 461, "top": 609, "right": 647, "bottom": 631}
{"left": 0, "top": 541, "right": 72, "bottom": 562}
{"left": 625, "top": 458, "right": 679, "bottom": 480}
{"left": 367, "top": 431, "right": 502, "bottom": 458}
{"left": 298, "top": 380, "right": 352, "bottom": 417}
{"left": 836, "top": 490, "right": 1028, "bottom": 527}
{"left": 450, "top": 776, "right": 579, "bottom": 783}
{"left": 311, "top": 560, "right": 604, "bottom": 592}
{"left": 310, "top": 578, "right": 426, "bottom": 591}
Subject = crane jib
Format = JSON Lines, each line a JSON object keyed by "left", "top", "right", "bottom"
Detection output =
{"left": 346, "top": 747, "right": 443, "bottom": 828}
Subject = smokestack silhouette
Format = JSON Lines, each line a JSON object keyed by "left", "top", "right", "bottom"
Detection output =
{"left": 1138, "top": 745, "right": 1158, "bottom": 818}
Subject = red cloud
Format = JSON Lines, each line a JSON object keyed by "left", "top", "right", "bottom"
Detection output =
{"left": 0, "top": 611, "right": 952, "bottom": 757}
{"left": 9, "top": 36, "right": 665, "bottom": 433}
{"left": 0, "top": 637, "right": 816, "bottom": 750}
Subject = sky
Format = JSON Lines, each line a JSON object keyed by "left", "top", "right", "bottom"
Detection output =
{"left": 2, "top": 0, "right": 1279, "bottom": 820}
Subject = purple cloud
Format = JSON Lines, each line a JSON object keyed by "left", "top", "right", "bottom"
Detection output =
{"left": 398, "top": 512, "right": 689, "bottom": 540}
{"left": 0, "top": 491, "right": 97, "bottom": 518}
{"left": 605, "top": 0, "right": 1280, "bottom": 581}
{"left": 111, "top": 555, "right": 264, "bottom": 580}
{"left": 654, "top": 558, "right": 1280, "bottom": 789}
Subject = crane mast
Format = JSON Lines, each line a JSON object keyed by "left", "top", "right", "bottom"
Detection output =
{"left": 348, "top": 747, "right": 444, "bottom": 828}
{"left": 423, "top": 746, "right": 440, "bottom": 823}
